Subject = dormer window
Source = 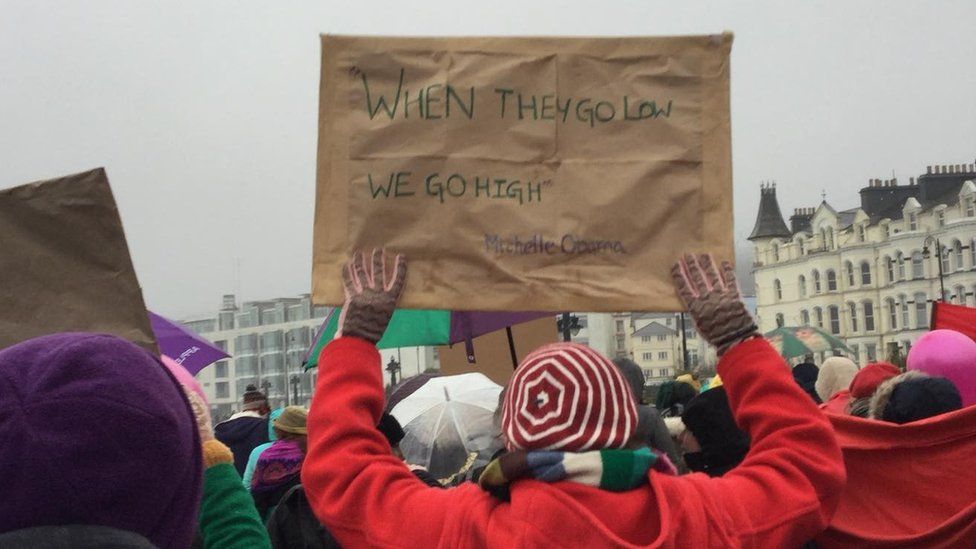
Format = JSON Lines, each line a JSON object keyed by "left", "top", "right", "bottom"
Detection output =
{"left": 908, "top": 213, "right": 918, "bottom": 231}
{"left": 882, "top": 223, "right": 890, "bottom": 240}
{"left": 937, "top": 210, "right": 946, "bottom": 227}
{"left": 966, "top": 197, "right": 975, "bottom": 217}
{"left": 856, "top": 224, "right": 865, "bottom": 243}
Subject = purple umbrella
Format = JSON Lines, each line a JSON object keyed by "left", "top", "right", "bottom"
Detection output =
{"left": 149, "top": 311, "right": 230, "bottom": 375}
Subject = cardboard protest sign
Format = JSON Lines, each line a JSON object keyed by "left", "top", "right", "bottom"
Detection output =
{"left": 0, "top": 168, "right": 158, "bottom": 353}
{"left": 314, "top": 34, "right": 734, "bottom": 312}
{"left": 438, "top": 316, "right": 558, "bottom": 386}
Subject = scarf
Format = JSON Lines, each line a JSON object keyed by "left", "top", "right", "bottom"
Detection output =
{"left": 478, "top": 447, "right": 676, "bottom": 492}
{"left": 251, "top": 439, "right": 305, "bottom": 494}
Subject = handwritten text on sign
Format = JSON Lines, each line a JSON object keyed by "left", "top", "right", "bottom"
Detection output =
{"left": 314, "top": 35, "right": 734, "bottom": 312}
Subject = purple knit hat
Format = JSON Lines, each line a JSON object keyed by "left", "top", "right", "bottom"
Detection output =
{"left": 0, "top": 333, "right": 202, "bottom": 548}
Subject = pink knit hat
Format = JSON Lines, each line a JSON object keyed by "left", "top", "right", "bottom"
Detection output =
{"left": 503, "top": 342, "right": 638, "bottom": 452}
{"left": 907, "top": 330, "right": 976, "bottom": 407}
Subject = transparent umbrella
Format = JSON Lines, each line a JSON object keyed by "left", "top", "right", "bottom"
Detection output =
{"left": 389, "top": 373, "right": 502, "bottom": 483}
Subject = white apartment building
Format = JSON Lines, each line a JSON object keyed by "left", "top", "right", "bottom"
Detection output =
{"left": 750, "top": 161, "right": 976, "bottom": 364}
{"left": 184, "top": 294, "right": 437, "bottom": 421}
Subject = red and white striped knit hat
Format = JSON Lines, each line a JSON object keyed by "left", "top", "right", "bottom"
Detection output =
{"left": 502, "top": 342, "right": 638, "bottom": 452}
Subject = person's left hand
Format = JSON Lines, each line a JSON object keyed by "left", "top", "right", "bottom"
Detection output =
{"left": 335, "top": 248, "right": 407, "bottom": 344}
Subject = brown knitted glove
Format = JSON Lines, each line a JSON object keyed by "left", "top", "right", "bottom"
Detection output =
{"left": 336, "top": 248, "right": 407, "bottom": 344}
{"left": 671, "top": 254, "right": 758, "bottom": 355}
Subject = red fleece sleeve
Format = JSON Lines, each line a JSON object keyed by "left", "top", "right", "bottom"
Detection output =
{"left": 301, "top": 337, "right": 496, "bottom": 548}
{"left": 697, "top": 337, "right": 846, "bottom": 546}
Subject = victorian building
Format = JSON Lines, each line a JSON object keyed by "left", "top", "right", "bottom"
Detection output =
{"left": 750, "top": 161, "right": 976, "bottom": 364}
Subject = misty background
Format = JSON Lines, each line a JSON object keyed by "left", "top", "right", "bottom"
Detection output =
{"left": 2, "top": 1, "right": 974, "bottom": 317}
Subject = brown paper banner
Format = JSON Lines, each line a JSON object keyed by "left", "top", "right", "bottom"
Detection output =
{"left": 0, "top": 168, "right": 158, "bottom": 353}
{"left": 314, "top": 34, "right": 734, "bottom": 312}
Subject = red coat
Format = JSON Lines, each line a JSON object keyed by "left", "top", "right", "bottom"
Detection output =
{"left": 303, "top": 337, "right": 845, "bottom": 548}
{"left": 817, "top": 408, "right": 976, "bottom": 548}
{"left": 821, "top": 390, "right": 851, "bottom": 415}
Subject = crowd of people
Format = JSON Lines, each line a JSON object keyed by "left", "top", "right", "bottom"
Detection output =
{"left": 1, "top": 249, "right": 975, "bottom": 547}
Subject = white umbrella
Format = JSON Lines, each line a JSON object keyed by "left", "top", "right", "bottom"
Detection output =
{"left": 390, "top": 373, "right": 502, "bottom": 482}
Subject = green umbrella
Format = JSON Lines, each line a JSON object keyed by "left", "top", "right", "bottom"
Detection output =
{"left": 763, "top": 326, "right": 852, "bottom": 360}
{"left": 303, "top": 309, "right": 550, "bottom": 370}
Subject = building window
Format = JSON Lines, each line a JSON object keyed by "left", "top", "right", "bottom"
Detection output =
{"left": 641, "top": 336, "right": 650, "bottom": 343}
{"left": 826, "top": 270, "right": 837, "bottom": 291}
{"left": 914, "top": 292, "right": 928, "bottom": 328}
{"left": 860, "top": 261, "right": 871, "bottom": 285}
{"left": 851, "top": 344, "right": 860, "bottom": 363}
{"left": 215, "top": 381, "right": 230, "bottom": 399}
{"left": 658, "top": 351, "right": 668, "bottom": 360}
{"left": 775, "top": 313, "right": 785, "bottom": 328}
{"left": 616, "top": 336, "right": 626, "bottom": 350}
{"left": 937, "top": 210, "right": 946, "bottom": 227}
{"left": 800, "top": 309, "right": 810, "bottom": 325}
{"left": 774, "top": 279, "right": 782, "bottom": 301}
{"left": 857, "top": 225, "right": 865, "bottom": 242}
{"left": 828, "top": 306, "right": 840, "bottom": 335}
{"left": 214, "top": 361, "right": 228, "bottom": 379}
{"left": 882, "top": 223, "right": 890, "bottom": 240}
{"left": 953, "top": 240, "right": 964, "bottom": 271}
{"left": 798, "top": 239, "right": 805, "bottom": 255}
{"left": 798, "top": 275, "right": 807, "bottom": 297}
{"left": 886, "top": 298, "right": 897, "bottom": 330}
{"left": 814, "top": 307, "right": 824, "bottom": 328}
{"left": 897, "top": 252, "right": 906, "bottom": 280}
{"left": 911, "top": 251, "right": 924, "bottom": 279}
{"left": 864, "top": 301, "right": 875, "bottom": 331}
{"left": 953, "top": 285, "right": 966, "bottom": 305}
{"left": 772, "top": 243, "right": 779, "bottom": 262}
{"left": 966, "top": 197, "right": 975, "bottom": 217}
{"left": 941, "top": 249, "right": 951, "bottom": 277}
{"left": 845, "top": 261, "right": 855, "bottom": 287}
{"left": 657, "top": 335, "right": 667, "bottom": 342}
{"left": 827, "top": 228, "right": 835, "bottom": 249}
{"left": 658, "top": 368, "right": 670, "bottom": 378}
{"left": 885, "top": 256, "right": 894, "bottom": 283}
{"left": 972, "top": 238, "right": 976, "bottom": 269}
{"left": 642, "top": 352, "right": 653, "bottom": 361}
{"left": 908, "top": 213, "right": 918, "bottom": 231}
{"left": 848, "top": 302, "right": 858, "bottom": 332}
{"left": 900, "top": 295, "right": 910, "bottom": 328}
{"left": 866, "top": 343, "right": 877, "bottom": 362}
{"left": 813, "top": 270, "right": 821, "bottom": 293}
{"left": 616, "top": 320, "right": 624, "bottom": 332}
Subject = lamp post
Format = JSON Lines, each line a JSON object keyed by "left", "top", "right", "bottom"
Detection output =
{"left": 290, "top": 374, "right": 301, "bottom": 406}
{"left": 557, "top": 313, "right": 581, "bottom": 342}
{"left": 386, "top": 356, "right": 401, "bottom": 386}
{"left": 922, "top": 236, "right": 948, "bottom": 301}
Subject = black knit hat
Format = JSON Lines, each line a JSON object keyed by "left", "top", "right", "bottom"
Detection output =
{"left": 882, "top": 376, "right": 962, "bottom": 424}
{"left": 241, "top": 384, "right": 268, "bottom": 410}
{"left": 378, "top": 412, "right": 405, "bottom": 446}
{"left": 682, "top": 387, "right": 750, "bottom": 476}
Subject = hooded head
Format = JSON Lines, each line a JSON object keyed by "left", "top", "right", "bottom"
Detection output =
{"left": 0, "top": 333, "right": 202, "bottom": 548}
{"left": 681, "top": 386, "right": 750, "bottom": 476}
{"left": 907, "top": 329, "right": 976, "bottom": 407}
{"left": 503, "top": 342, "right": 637, "bottom": 452}
{"left": 869, "top": 371, "right": 962, "bottom": 424}
{"left": 611, "top": 357, "right": 646, "bottom": 404}
{"left": 792, "top": 362, "right": 821, "bottom": 404}
{"left": 816, "top": 356, "right": 859, "bottom": 402}
{"left": 267, "top": 408, "right": 285, "bottom": 441}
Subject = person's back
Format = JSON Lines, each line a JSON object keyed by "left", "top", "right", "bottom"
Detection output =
{"left": 215, "top": 384, "right": 271, "bottom": 475}
{"left": 301, "top": 251, "right": 846, "bottom": 548}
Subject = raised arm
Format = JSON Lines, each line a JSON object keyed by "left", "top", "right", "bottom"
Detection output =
{"left": 301, "top": 250, "right": 495, "bottom": 547}
{"left": 665, "top": 254, "right": 845, "bottom": 547}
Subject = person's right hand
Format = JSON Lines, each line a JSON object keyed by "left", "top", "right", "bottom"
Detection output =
{"left": 335, "top": 248, "right": 407, "bottom": 345}
{"left": 671, "top": 253, "right": 758, "bottom": 355}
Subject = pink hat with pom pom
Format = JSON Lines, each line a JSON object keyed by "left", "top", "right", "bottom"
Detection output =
{"left": 907, "top": 330, "right": 976, "bottom": 407}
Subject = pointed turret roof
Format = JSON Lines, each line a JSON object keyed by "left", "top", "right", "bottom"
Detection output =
{"left": 748, "top": 183, "right": 791, "bottom": 240}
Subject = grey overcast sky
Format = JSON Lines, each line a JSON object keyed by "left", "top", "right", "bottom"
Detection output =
{"left": 2, "top": 1, "right": 974, "bottom": 318}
